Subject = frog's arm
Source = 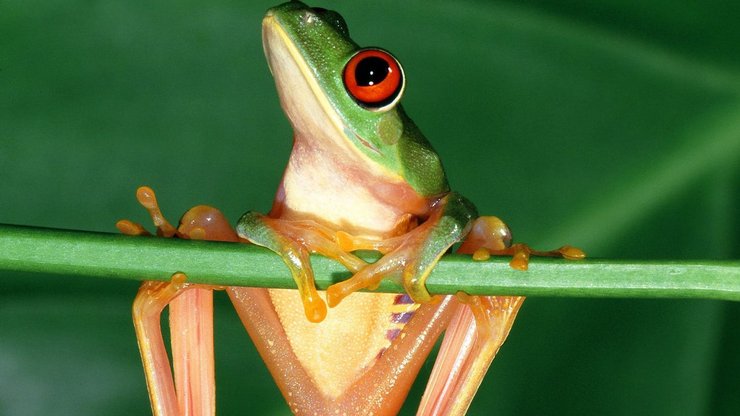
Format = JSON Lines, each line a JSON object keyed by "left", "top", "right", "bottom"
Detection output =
{"left": 236, "top": 191, "right": 477, "bottom": 322}
{"left": 236, "top": 212, "right": 368, "bottom": 322}
{"left": 327, "top": 191, "right": 477, "bottom": 306}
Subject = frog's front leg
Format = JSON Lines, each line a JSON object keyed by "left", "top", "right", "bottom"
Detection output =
{"left": 326, "top": 191, "right": 477, "bottom": 306}
{"left": 236, "top": 212, "right": 368, "bottom": 322}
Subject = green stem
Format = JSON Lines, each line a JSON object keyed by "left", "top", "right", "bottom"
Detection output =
{"left": 0, "top": 224, "right": 738, "bottom": 301}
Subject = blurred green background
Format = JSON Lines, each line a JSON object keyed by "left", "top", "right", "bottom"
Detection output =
{"left": 1, "top": 0, "right": 738, "bottom": 414}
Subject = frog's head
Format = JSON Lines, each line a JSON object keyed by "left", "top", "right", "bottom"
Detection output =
{"left": 262, "top": 1, "right": 448, "bottom": 197}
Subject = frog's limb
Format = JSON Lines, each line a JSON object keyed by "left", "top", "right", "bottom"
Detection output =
{"left": 169, "top": 286, "right": 216, "bottom": 416}
{"left": 127, "top": 186, "right": 178, "bottom": 237}
{"left": 459, "top": 216, "right": 585, "bottom": 270}
{"left": 334, "top": 212, "right": 419, "bottom": 253}
{"left": 123, "top": 187, "right": 236, "bottom": 416}
{"left": 132, "top": 275, "right": 190, "bottom": 416}
{"left": 418, "top": 295, "right": 524, "bottom": 416}
{"left": 236, "top": 212, "right": 368, "bottom": 322}
{"left": 326, "top": 192, "right": 477, "bottom": 307}
{"left": 482, "top": 243, "right": 586, "bottom": 270}
{"left": 417, "top": 216, "right": 583, "bottom": 415}
{"left": 132, "top": 276, "right": 217, "bottom": 416}
{"left": 412, "top": 216, "right": 518, "bottom": 415}
{"left": 162, "top": 205, "right": 239, "bottom": 416}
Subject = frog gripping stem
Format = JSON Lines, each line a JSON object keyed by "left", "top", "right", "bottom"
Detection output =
{"left": 326, "top": 192, "right": 478, "bottom": 306}
{"left": 236, "top": 211, "right": 329, "bottom": 322}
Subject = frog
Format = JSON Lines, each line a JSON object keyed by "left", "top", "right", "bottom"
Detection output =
{"left": 121, "top": 2, "right": 583, "bottom": 415}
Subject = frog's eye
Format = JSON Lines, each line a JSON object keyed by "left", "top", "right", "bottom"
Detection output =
{"left": 343, "top": 48, "right": 404, "bottom": 110}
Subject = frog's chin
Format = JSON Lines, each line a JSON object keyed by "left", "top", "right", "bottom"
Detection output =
{"left": 262, "top": 16, "right": 360, "bottom": 164}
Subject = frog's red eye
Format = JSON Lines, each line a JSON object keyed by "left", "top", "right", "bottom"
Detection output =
{"left": 343, "top": 48, "right": 404, "bottom": 110}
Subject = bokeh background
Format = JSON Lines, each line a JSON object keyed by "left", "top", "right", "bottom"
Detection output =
{"left": 1, "top": 0, "right": 738, "bottom": 414}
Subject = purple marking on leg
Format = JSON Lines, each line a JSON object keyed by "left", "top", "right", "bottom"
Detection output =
{"left": 393, "top": 294, "right": 413, "bottom": 305}
{"left": 386, "top": 329, "right": 401, "bottom": 341}
{"left": 391, "top": 312, "right": 414, "bottom": 324}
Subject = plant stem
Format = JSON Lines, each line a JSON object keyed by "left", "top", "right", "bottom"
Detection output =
{"left": 0, "top": 224, "right": 738, "bottom": 301}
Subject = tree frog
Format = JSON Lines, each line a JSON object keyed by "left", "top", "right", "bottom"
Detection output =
{"left": 121, "top": 2, "right": 583, "bottom": 415}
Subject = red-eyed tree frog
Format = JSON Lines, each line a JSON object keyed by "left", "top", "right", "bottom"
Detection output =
{"left": 119, "top": 2, "right": 584, "bottom": 415}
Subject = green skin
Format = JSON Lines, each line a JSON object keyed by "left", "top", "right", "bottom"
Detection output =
{"left": 261, "top": 1, "right": 448, "bottom": 196}
{"left": 236, "top": 1, "right": 478, "bottom": 317}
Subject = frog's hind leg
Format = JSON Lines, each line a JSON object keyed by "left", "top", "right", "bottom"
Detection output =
{"left": 169, "top": 285, "right": 216, "bottom": 416}
{"left": 132, "top": 275, "right": 192, "bottom": 416}
{"left": 416, "top": 294, "right": 524, "bottom": 416}
{"left": 459, "top": 216, "right": 585, "bottom": 270}
{"left": 122, "top": 187, "right": 234, "bottom": 416}
{"left": 132, "top": 275, "right": 216, "bottom": 416}
{"left": 415, "top": 216, "right": 521, "bottom": 415}
{"left": 418, "top": 216, "right": 583, "bottom": 415}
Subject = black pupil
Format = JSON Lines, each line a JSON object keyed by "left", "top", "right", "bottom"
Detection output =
{"left": 355, "top": 56, "right": 390, "bottom": 87}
